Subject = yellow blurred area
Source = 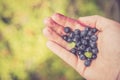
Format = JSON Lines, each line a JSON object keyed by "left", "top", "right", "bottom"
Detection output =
{"left": 0, "top": 0, "right": 119, "bottom": 80}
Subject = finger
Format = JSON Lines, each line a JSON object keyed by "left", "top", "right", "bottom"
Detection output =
{"left": 43, "top": 27, "right": 70, "bottom": 50}
{"left": 44, "top": 17, "right": 65, "bottom": 36}
{"left": 51, "top": 13, "right": 85, "bottom": 30}
{"left": 47, "top": 41, "right": 77, "bottom": 68}
{"left": 78, "top": 15, "right": 108, "bottom": 30}
{"left": 47, "top": 41, "right": 85, "bottom": 75}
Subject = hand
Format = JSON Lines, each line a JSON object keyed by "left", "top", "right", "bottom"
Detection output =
{"left": 43, "top": 13, "right": 120, "bottom": 80}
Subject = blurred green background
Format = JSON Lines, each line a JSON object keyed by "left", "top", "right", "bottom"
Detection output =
{"left": 0, "top": 0, "right": 119, "bottom": 80}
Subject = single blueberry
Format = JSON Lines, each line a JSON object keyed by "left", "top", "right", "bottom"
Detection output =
{"left": 76, "top": 41, "right": 81, "bottom": 46}
{"left": 73, "top": 37, "right": 80, "bottom": 43}
{"left": 85, "top": 27, "right": 91, "bottom": 31}
{"left": 78, "top": 50, "right": 84, "bottom": 55}
{"left": 69, "top": 32, "right": 75, "bottom": 39}
{"left": 87, "top": 58, "right": 92, "bottom": 61}
{"left": 79, "top": 54, "right": 86, "bottom": 60}
{"left": 84, "top": 36, "right": 90, "bottom": 40}
{"left": 64, "top": 27, "right": 71, "bottom": 33}
{"left": 70, "top": 48, "right": 76, "bottom": 55}
{"left": 91, "top": 28, "right": 98, "bottom": 33}
{"left": 74, "top": 29, "right": 81, "bottom": 35}
{"left": 92, "top": 54, "right": 97, "bottom": 59}
{"left": 74, "top": 34, "right": 80, "bottom": 38}
{"left": 89, "top": 42, "right": 97, "bottom": 48}
{"left": 87, "top": 30, "right": 94, "bottom": 36}
{"left": 85, "top": 47, "right": 92, "bottom": 52}
{"left": 62, "top": 35, "right": 68, "bottom": 41}
{"left": 81, "top": 30, "right": 87, "bottom": 37}
{"left": 92, "top": 48, "right": 98, "bottom": 54}
{"left": 81, "top": 39, "right": 88, "bottom": 45}
{"left": 91, "top": 35, "right": 98, "bottom": 41}
{"left": 78, "top": 45, "right": 86, "bottom": 51}
{"left": 67, "top": 37, "right": 73, "bottom": 43}
{"left": 84, "top": 59, "right": 91, "bottom": 67}
{"left": 89, "top": 40, "right": 93, "bottom": 43}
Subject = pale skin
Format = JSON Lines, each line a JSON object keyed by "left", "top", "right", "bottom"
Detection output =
{"left": 43, "top": 13, "right": 120, "bottom": 80}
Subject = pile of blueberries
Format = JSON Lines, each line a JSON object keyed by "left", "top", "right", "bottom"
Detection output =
{"left": 62, "top": 26, "right": 99, "bottom": 67}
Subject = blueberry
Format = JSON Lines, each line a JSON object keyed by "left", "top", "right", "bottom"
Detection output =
{"left": 87, "top": 30, "right": 94, "bottom": 36}
{"left": 91, "top": 28, "right": 98, "bottom": 33}
{"left": 70, "top": 48, "right": 76, "bottom": 55}
{"left": 81, "top": 39, "right": 88, "bottom": 45}
{"left": 67, "top": 37, "right": 73, "bottom": 43}
{"left": 73, "top": 37, "right": 80, "bottom": 43}
{"left": 89, "top": 42, "right": 97, "bottom": 48}
{"left": 89, "top": 40, "right": 93, "bottom": 43}
{"left": 64, "top": 27, "right": 71, "bottom": 33}
{"left": 84, "top": 36, "right": 90, "bottom": 40}
{"left": 77, "top": 50, "right": 84, "bottom": 55}
{"left": 62, "top": 35, "right": 68, "bottom": 41}
{"left": 92, "top": 48, "right": 98, "bottom": 54}
{"left": 85, "top": 27, "right": 91, "bottom": 31}
{"left": 74, "top": 29, "right": 81, "bottom": 35}
{"left": 87, "top": 58, "right": 92, "bottom": 62}
{"left": 76, "top": 41, "right": 81, "bottom": 46}
{"left": 84, "top": 59, "right": 91, "bottom": 67}
{"left": 74, "top": 34, "right": 80, "bottom": 38}
{"left": 78, "top": 45, "right": 86, "bottom": 51}
{"left": 92, "top": 54, "right": 97, "bottom": 59}
{"left": 69, "top": 32, "right": 75, "bottom": 39}
{"left": 81, "top": 30, "right": 87, "bottom": 37}
{"left": 91, "top": 35, "right": 98, "bottom": 41}
{"left": 79, "top": 54, "right": 86, "bottom": 60}
{"left": 85, "top": 47, "right": 92, "bottom": 52}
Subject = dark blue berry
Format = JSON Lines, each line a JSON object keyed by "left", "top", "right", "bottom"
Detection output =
{"left": 78, "top": 45, "right": 86, "bottom": 51}
{"left": 84, "top": 59, "right": 91, "bottom": 67}
{"left": 81, "top": 30, "right": 87, "bottom": 37}
{"left": 62, "top": 35, "right": 68, "bottom": 41}
{"left": 79, "top": 54, "right": 86, "bottom": 60}
{"left": 90, "top": 42, "right": 97, "bottom": 48}
{"left": 70, "top": 48, "right": 76, "bottom": 55}
{"left": 67, "top": 37, "right": 73, "bottom": 43}
{"left": 64, "top": 27, "right": 71, "bottom": 33}
{"left": 87, "top": 30, "right": 94, "bottom": 36}
{"left": 91, "top": 35, "right": 98, "bottom": 41}
{"left": 85, "top": 47, "right": 92, "bottom": 52}
{"left": 78, "top": 50, "right": 84, "bottom": 55}
{"left": 91, "top": 28, "right": 98, "bottom": 33}
{"left": 69, "top": 32, "right": 75, "bottom": 39}
{"left": 74, "top": 34, "right": 80, "bottom": 38}
{"left": 81, "top": 39, "right": 88, "bottom": 45}
{"left": 92, "top": 48, "right": 98, "bottom": 54}
{"left": 74, "top": 29, "right": 81, "bottom": 35}
{"left": 89, "top": 40, "right": 93, "bottom": 43}
{"left": 84, "top": 36, "right": 90, "bottom": 40}
{"left": 73, "top": 37, "right": 80, "bottom": 43}
{"left": 76, "top": 41, "right": 81, "bottom": 46}
{"left": 85, "top": 27, "right": 91, "bottom": 32}
{"left": 92, "top": 54, "right": 97, "bottom": 59}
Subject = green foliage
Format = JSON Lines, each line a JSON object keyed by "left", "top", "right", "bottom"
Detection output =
{"left": 0, "top": 0, "right": 103, "bottom": 80}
